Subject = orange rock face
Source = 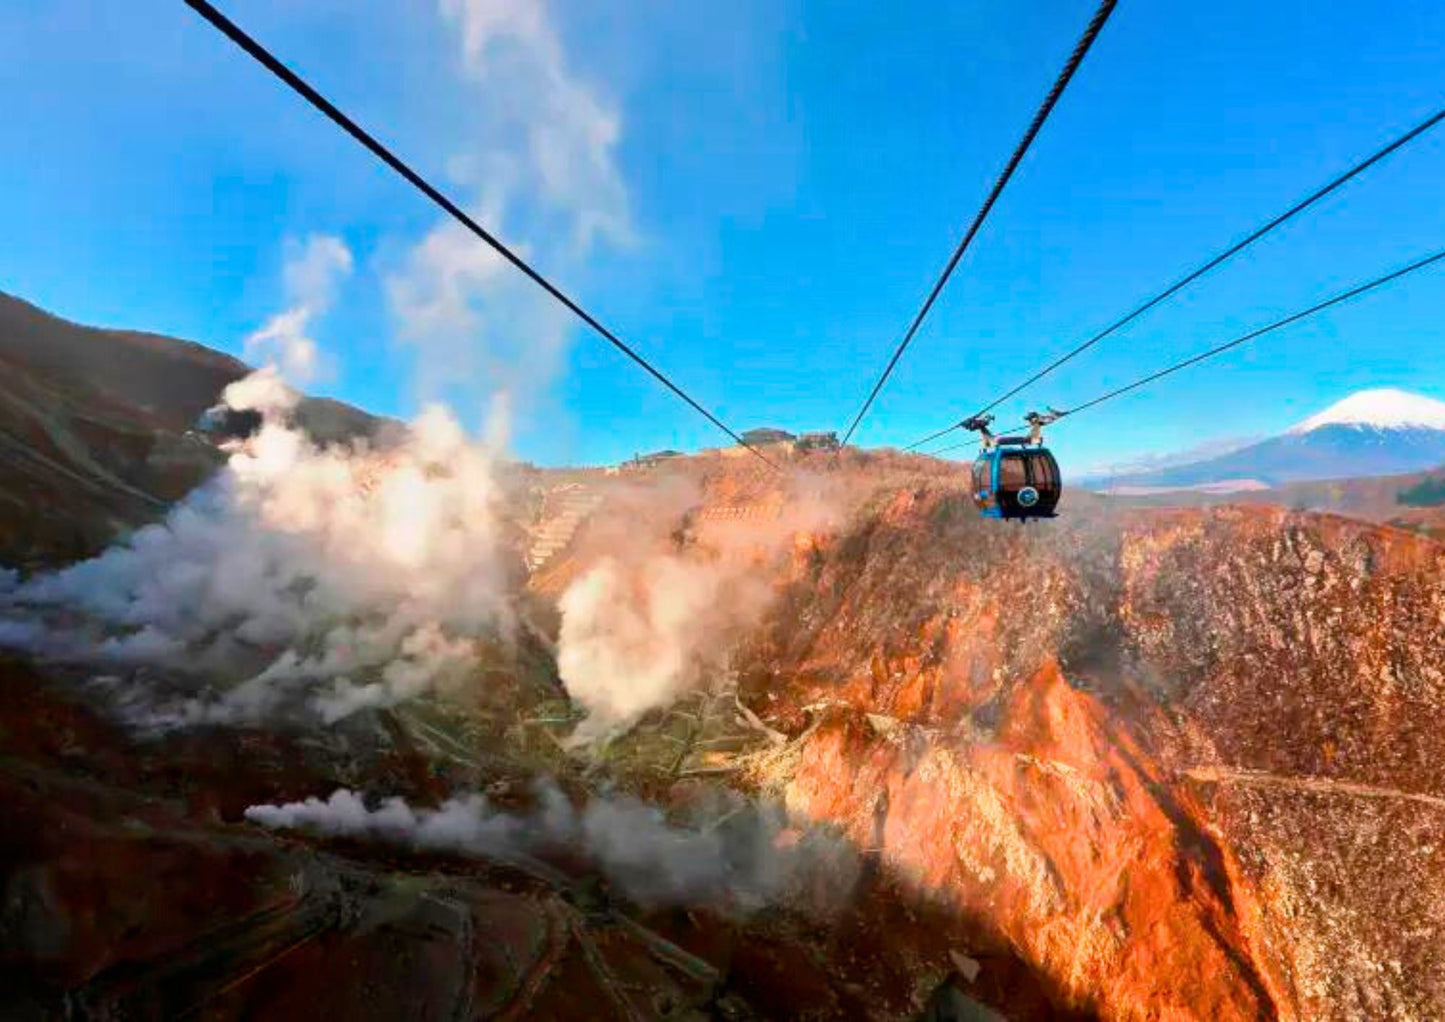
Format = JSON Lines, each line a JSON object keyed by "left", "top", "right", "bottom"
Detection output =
{"left": 779, "top": 670, "right": 1274, "bottom": 1019}
{"left": 740, "top": 488, "right": 1445, "bottom": 1019}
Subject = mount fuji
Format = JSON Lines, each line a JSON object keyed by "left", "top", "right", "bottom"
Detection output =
{"left": 1088, "top": 388, "right": 1445, "bottom": 492}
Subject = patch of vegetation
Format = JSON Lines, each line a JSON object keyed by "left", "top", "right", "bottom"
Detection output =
{"left": 1398, "top": 475, "right": 1445, "bottom": 507}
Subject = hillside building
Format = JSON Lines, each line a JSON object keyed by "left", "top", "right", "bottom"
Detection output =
{"left": 796, "top": 430, "right": 840, "bottom": 451}
{"left": 739, "top": 427, "right": 795, "bottom": 447}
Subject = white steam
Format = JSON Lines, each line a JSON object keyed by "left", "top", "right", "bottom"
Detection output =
{"left": 219, "top": 365, "right": 298, "bottom": 421}
{"left": 558, "top": 555, "right": 763, "bottom": 738}
{"left": 244, "top": 784, "right": 857, "bottom": 914}
{"left": 0, "top": 382, "right": 516, "bottom": 725}
{"left": 556, "top": 481, "right": 840, "bottom": 738}
{"left": 244, "top": 234, "right": 353, "bottom": 387}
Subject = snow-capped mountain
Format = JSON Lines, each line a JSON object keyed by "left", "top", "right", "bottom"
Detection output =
{"left": 1287, "top": 388, "right": 1445, "bottom": 434}
{"left": 1088, "top": 388, "right": 1445, "bottom": 492}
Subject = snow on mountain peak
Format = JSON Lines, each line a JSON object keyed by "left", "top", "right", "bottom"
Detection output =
{"left": 1288, "top": 388, "right": 1445, "bottom": 434}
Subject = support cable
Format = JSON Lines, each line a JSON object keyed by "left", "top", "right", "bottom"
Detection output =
{"left": 905, "top": 102, "right": 1445, "bottom": 452}
{"left": 926, "top": 247, "right": 1445, "bottom": 456}
{"left": 839, "top": 0, "right": 1118, "bottom": 446}
{"left": 180, "top": 0, "right": 778, "bottom": 469}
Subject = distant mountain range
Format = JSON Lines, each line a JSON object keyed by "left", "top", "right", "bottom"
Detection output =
{"left": 1087, "top": 388, "right": 1445, "bottom": 493}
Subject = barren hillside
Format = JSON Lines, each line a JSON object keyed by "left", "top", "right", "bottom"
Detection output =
{"left": 0, "top": 293, "right": 386, "bottom": 567}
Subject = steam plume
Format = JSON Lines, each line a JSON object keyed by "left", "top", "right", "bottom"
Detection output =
{"left": 245, "top": 783, "right": 857, "bottom": 914}
{"left": 0, "top": 381, "right": 516, "bottom": 726}
{"left": 243, "top": 234, "right": 353, "bottom": 387}
{"left": 556, "top": 478, "right": 840, "bottom": 737}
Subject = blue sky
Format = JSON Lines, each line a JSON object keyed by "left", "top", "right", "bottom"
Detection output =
{"left": 3, "top": 0, "right": 1445, "bottom": 470}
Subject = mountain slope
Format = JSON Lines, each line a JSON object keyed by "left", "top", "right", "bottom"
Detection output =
{"left": 0, "top": 292, "right": 387, "bottom": 567}
{"left": 738, "top": 489, "right": 1445, "bottom": 1019}
{"left": 5, "top": 440, "right": 1445, "bottom": 1017}
{"left": 1094, "top": 388, "right": 1445, "bottom": 490}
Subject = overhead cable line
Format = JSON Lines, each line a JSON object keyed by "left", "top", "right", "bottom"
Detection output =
{"left": 179, "top": 0, "right": 778, "bottom": 470}
{"left": 838, "top": 0, "right": 1118, "bottom": 447}
{"left": 927, "top": 246, "right": 1445, "bottom": 457}
{"left": 930, "top": 438, "right": 983, "bottom": 457}
{"left": 1058, "top": 248, "right": 1445, "bottom": 418}
{"left": 905, "top": 102, "right": 1445, "bottom": 452}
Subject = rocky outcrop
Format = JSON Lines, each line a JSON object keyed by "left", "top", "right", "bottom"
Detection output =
{"left": 1120, "top": 508, "right": 1445, "bottom": 1018}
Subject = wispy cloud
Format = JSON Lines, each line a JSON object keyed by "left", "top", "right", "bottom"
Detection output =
{"left": 440, "top": 0, "right": 631, "bottom": 251}
{"left": 244, "top": 233, "right": 354, "bottom": 386}
{"left": 1076, "top": 433, "right": 1263, "bottom": 480}
{"left": 386, "top": 0, "right": 633, "bottom": 423}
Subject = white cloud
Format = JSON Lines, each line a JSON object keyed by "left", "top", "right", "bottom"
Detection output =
{"left": 385, "top": 210, "right": 568, "bottom": 408}
{"left": 283, "top": 233, "right": 355, "bottom": 307}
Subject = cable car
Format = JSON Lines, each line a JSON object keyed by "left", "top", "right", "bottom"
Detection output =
{"left": 962, "top": 412, "right": 1062, "bottom": 521}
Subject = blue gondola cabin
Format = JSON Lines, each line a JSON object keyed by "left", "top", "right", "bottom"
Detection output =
{"left": 963, "top": 412, "right": 1063, "bottom": 520}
